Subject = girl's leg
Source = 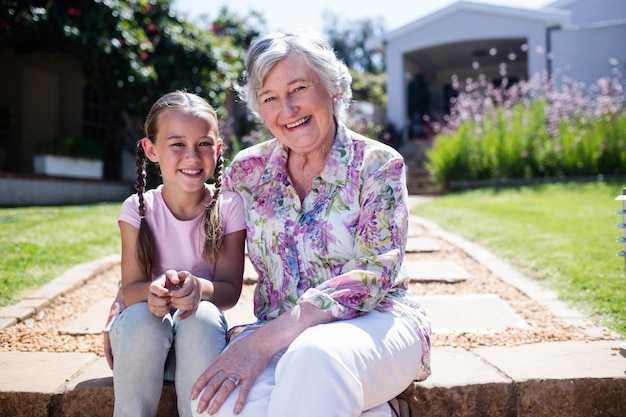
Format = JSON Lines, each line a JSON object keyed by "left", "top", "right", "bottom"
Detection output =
{"left": 174, "top": 301, "right": 228, "bottom": 417}
{"left": 109, "top": 302, "right": 173, "bottom": 417}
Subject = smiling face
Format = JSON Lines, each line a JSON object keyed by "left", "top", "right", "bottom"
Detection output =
{"left": 257, "top": 54, "right": 337, "bottom": 156}
{"left": 141, "top": 108, "right": 222, "bottom": 194}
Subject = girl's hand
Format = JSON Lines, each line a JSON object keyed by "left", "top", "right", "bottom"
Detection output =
{"left": 170, "top": 271, "right": 201, "bottom": 320}
{"left": 102, "top": 290, "right": 126, "bottom": 369}
{"left": 147, "top": 272, "right": 175, "bottom": 317}
{"left": 102, "top": 330, "right": 113, "bottom": 369}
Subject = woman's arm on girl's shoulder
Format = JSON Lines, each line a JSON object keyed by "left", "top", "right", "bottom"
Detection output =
{"left": 205, "top": 229, "right": 246, "bottom": 310}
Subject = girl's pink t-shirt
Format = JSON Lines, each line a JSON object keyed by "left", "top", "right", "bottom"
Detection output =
{"left": 118, "top": 184, "right": 246, "bottom": 280}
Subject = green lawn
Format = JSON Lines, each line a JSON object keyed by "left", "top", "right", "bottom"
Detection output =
{"left": 0, "top": 202, "right": 121, "bottom": 307}
{"left": 413, "top": 180, "right": 626, "bottom": 336}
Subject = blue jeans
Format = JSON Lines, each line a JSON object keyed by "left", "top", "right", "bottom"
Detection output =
{"left": 110, "top": 301, "right": 227, "bottom": 417}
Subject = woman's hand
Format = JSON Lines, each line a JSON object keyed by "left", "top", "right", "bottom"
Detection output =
{"left": 191, "top": 302, "right": 333, "bottom": 415}
{"left": 190, "top": 329, "right": 274, "bottom": 415}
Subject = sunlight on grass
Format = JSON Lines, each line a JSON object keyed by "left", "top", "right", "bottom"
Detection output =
{"left": 0, "top": 203, "right": 121, "bottom": 307}
{"left": 413, "top": 180, "right": 626, "bottom": 336}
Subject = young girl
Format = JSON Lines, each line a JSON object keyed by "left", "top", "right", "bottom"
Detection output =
{"left": 105, "top": 91, "right": 246, "bottom": 417}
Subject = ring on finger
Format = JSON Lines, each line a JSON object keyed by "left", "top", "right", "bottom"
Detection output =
{"left": 226, "top": 375, "right": 240, "bottom": 387}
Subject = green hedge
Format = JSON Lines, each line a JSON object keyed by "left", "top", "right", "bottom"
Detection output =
{"left": 426, "top": 73, "right": 626, "bottom": 189}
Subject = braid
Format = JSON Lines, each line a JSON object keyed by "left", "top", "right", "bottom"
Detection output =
{"left": 202, "top": 152, "right": 224, "bottom": 260}
{"left": 135, "top": 141, "right": 155, "bottom": 278}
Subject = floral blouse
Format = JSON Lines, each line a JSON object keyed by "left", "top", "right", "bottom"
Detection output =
{"left": 223, "top": 122, "right": 431, "bottom": 381}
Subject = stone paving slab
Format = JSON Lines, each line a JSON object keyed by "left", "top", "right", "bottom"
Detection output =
{"left": 0, "top": 317, "right": 16, "bottom": 330}
{"left": 59, "top": 289, "right": 535, "bottom": 339}
{"left": 60, "top": 299, "right": 112, "bottom": 335}
{"left": 0, "top": 351, "right": 97, "bottom": 393}
{"left": 224, "top": 300, "right": 257, "bottom": 328}
{"left": 57, "top": 294, "right": 258, "bottom": 337}
{"left": 24, "top": 282, "right": 80, "bottom": 302}
{"left": 405, "top": 237, "right": 441, "bottom": 253}
{"left": 0, "top": 301, "right": 40, "bottom": 323}
{"left": 418, "top": 294, "right": 529, "bottom": 333}
{"left": 60, "top": 291, "right": 531, "bottom": 340}
{"left": 419, "top": 346, "right": 512, "bottom": 388}
{"left": 473, "top": 340, "right": 626, "bottom": 380}
{"left": 66, "top": 357, "right": 112, "bottom": 390}
{"left": 405, "top": 260, "right": 472, "bottom": 283}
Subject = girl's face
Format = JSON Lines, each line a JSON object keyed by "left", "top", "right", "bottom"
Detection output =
{"left": 142, "top": 108, "right": 221, "bottom": 194}
{"left": 257, "top": 54, "right": 336, "bottom": 155}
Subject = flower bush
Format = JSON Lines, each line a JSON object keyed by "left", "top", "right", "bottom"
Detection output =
{"left": 426, "top": 61, "right": 626, "bottom": 189}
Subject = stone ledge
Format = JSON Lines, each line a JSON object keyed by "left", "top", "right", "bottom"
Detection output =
{"left": 1, "top": 342, "right": 624, "bottom": 417}
{"left": 2, "top": 376, "right": 624, "bottom": 417}
{"left": 403, "top": 378, "right": 626, "bottom": 417}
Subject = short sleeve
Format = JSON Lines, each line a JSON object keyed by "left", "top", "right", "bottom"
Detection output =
{"left": 220, "top": 191, "right": 246, "bottom": 235}
{"left": 118, "top": 194, "right": 141, "bottom": 229}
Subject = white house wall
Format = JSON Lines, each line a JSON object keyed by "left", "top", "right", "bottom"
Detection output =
{"left": 550, "top": 22, "right": 626, "bottom": 87}
{"left": 385, "top": 8, "right": 561, "bottom": 132}
{"left": 549, "top": 0, "right": 626, "bottom": 26}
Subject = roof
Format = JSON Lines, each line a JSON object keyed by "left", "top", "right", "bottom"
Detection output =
{"left": 383, "top": 1, "right": 571, "bottom": 43}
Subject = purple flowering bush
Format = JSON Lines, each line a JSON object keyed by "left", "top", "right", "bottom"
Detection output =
{"left": 426, "top": 61, "right": 626, "bottom": 189}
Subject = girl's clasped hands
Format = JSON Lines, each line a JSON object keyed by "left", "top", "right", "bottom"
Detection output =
{"left": 148, "top": 270, "right": 201, "bottom": 320}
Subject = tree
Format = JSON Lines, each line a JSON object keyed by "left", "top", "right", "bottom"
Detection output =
{"left": 1, "top": 0, "right": 253, "bottom": 117}
{"left": 322, "top": 11, "right": 386, "bottom": 75}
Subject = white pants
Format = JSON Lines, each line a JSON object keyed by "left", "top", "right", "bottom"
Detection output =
{"left": 192, "top": 310, "right": 422, "bottom": 417}
{"left": 110, "top": 301, "right": 227, "bottom": 417}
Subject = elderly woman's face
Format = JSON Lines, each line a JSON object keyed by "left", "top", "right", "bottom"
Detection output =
{"left": 257, "top": 54, "right": 336, "bottom": 155}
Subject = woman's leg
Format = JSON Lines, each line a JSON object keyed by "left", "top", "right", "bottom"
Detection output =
{"left": 173, "top": 301, "right": 228, "bottom": 417}
{"left": 269, "top": 310, "right": 421, "bottom": 417}
{"left": 190, "top": 311, "right": 421, "bottom": 417}
{"left": 109, "top": 302, "right": 173, "bottom": 417}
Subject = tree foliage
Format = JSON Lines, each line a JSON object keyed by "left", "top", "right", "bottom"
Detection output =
{"left": 0, "top": 0, "right": 258, "bottom": 119}
{"left": 322, "top": 11, "right": 386, "bottom": 75}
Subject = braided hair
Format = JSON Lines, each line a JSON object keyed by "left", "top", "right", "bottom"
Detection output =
{"left": 134, "top": 91, "right": 224, "bottom": 278}
{"left": 202, "top": 152, "right": 223, "bottom": 260}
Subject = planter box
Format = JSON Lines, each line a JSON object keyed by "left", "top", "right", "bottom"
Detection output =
{"left": 33, "top": 154, "right": 104, "bottom": 180}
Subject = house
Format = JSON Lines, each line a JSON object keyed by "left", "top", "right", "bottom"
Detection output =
{"left": 382, "top": 0, "right": 626, "bottom": 138}
{"left": 0, "top": 48, "right": 132, "bottom": 205}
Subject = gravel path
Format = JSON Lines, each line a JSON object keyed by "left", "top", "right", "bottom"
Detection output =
{"left": 0, "top": 223, "right": 605, "bottom": 356}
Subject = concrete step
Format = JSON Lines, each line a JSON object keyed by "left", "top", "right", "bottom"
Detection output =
{"left": 1, "top": 341, "right": 624, "bottom": 417}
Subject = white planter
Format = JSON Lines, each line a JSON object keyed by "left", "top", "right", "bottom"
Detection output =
{"left": 34, "top": 154, "right": 104, "bottom": 180}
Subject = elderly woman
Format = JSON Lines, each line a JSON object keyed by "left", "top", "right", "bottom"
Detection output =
{"left": 190, "top": 30, "right": 431, "bottom": 417}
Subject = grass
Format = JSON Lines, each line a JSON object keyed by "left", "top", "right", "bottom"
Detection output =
{"left": 413, "top": 180, "right": 626, "bottom": 337}
{"left": 0, "top": 202, "right": 121, "bottom": 307}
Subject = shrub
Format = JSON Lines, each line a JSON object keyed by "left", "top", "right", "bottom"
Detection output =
{"left": 426, "top": 63, "right": 626, "bottom": 189}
